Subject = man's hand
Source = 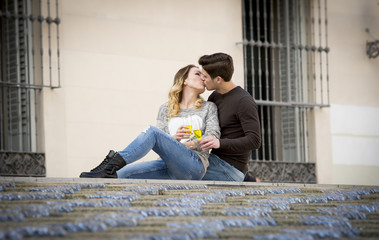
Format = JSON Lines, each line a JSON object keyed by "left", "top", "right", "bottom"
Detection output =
{"left": 173, "top": 125, "right": 192, "bottom": 141}
{"left": 198, "top": 136, "right": 220, "bottom": 150}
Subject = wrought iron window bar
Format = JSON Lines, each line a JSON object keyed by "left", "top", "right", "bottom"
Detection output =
{"left": 0, "top": 0, "right": 61, "bottom": 89}
{"left": 0, "top": 0, "right": 60, "bottom": 175}
{"left": 240, "top": 0, "right": 330, "bottom": 164}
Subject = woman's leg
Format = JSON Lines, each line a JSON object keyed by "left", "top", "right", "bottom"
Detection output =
{"left": 201, "top": 153, "right": 245, "bottom": 181}
{"left": 118, "top": 125, "right": 204, "bottom": 180}
{"left": 117, "top": 160, "right": 171, "bottom": 179}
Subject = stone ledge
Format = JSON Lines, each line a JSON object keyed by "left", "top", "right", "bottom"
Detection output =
{"left": 0, "top": 177, "right": 377, "bottom": 189}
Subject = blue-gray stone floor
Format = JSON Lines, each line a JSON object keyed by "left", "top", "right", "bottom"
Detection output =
{"left": 0, "top": 177, "right": 378, "bottom": 239}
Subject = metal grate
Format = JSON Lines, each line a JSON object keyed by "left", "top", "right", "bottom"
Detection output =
{"left": 0, "top": 0, "right": 60, "bottom": 153}
{"left": 0, "top": 0, "right": 61, "bottom": 90}
{"left": 239, "top": 0, "right": 329, "bottom": 163}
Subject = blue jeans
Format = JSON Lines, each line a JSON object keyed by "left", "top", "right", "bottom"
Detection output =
{"left": 116, "top": 126, "right": 205, "bottom": 180}
{"left": 201, "top": 153, "right": 245, "bottom": 181}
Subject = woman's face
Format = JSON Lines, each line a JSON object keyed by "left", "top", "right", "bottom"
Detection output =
{"left": 184, "top": 67, "right": 205, "bottom": 94}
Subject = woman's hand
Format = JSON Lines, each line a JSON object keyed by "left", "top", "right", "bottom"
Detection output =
{"left": 198, "top": 136, "right": 220, "bottom": 150}
{"left": 173, "top": 125, "right": 192, "bottom": 141}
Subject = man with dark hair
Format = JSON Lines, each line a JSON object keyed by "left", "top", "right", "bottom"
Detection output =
{"left": 198, "top": 52, "right": 261, "bottom": 182}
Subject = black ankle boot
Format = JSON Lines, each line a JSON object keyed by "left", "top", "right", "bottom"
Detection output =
{"left": 79, "top": 151, "right": 126, "bottom": 178}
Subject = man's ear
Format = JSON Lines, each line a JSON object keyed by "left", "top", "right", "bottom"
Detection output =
{"left": 216, "top": 76, "right": 223, "bottom": 83}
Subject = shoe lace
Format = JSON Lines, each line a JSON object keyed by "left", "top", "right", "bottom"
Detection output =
{"left": 90, "top": 156, "right": 111, "bottom": 172}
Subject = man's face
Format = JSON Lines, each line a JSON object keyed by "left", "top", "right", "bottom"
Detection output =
{"left": 201, "top": 68, "right": 217, "bottom": 91}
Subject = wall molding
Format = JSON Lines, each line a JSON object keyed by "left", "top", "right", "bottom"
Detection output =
{"left": 0, "top": 152, "right": 46, "bottom": 177}
{"left": 247, "top": 160, "right": 316, "bottom": 183}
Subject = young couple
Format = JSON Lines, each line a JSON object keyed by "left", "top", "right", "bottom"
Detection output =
{"left": 80, "top": 53, "right": 261, "bottom": 182}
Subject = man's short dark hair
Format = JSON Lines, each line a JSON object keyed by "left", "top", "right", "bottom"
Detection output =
{"left": 198, "top": 53, "right": 234, "bottom": 82}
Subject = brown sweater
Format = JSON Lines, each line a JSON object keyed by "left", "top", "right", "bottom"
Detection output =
{"left": 208, "top": 86, "right": 261, "bottom": 174}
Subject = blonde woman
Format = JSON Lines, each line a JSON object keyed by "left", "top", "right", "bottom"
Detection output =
{"left": 80, "top": 65, "right": 220, "bottom": 180}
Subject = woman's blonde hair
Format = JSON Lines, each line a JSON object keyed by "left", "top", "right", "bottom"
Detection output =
{"left": 168, "top": 64, "right": 204, "bottom": 119}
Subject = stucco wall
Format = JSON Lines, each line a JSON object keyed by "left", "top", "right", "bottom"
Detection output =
{"left": 43, "top": 0, "right": 244, "bottom": 177}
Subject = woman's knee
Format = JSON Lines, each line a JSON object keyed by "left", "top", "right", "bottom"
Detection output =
{"left": 142, "top": 125, "right": 155, "bottom": 133}
{"left": 143, "top": 125, "right": 163, "bottom": 136}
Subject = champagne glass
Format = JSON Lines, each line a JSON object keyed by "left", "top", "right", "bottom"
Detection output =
{"left": 193, "top": 130, "right": 202, "bottom": 140}
{"left": 186, "top": 125, "right": 192, "bottom": 133}
{"left": 185, "top": 125, "right": 193, "bottom": 138}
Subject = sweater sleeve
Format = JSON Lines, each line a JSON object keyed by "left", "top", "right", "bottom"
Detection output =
{"left": 219, "top": 96, "right": 261, "bottom": 152}
{"left": 156, "top": 103, "right": 169, "bottom": 134}
{"left": 203, "top": 102, "right": 220, "bottom": 139}
{"left": 191, "top": 102, "right": 220, "bottom": 151}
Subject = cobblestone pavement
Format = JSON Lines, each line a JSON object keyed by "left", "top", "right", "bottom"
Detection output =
{"left": 0, "top": 177, "right": 378, "bottom": 239}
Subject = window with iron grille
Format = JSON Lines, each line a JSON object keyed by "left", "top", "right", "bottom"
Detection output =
{"left": 240, "top": 0, "right": 330, "bottom": 163}
{"left": 0, "top": 0, "right": 60, "bottom": 176}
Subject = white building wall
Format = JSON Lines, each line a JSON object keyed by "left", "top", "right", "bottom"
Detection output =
{"left": 43, "top": 0, "right": 244, "bottom": 177}
{"left": 327, "top": 0, "right": 379, "bottom": 185}
{"left": 41, "top": 0, "right": 379, "bottom": 185}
